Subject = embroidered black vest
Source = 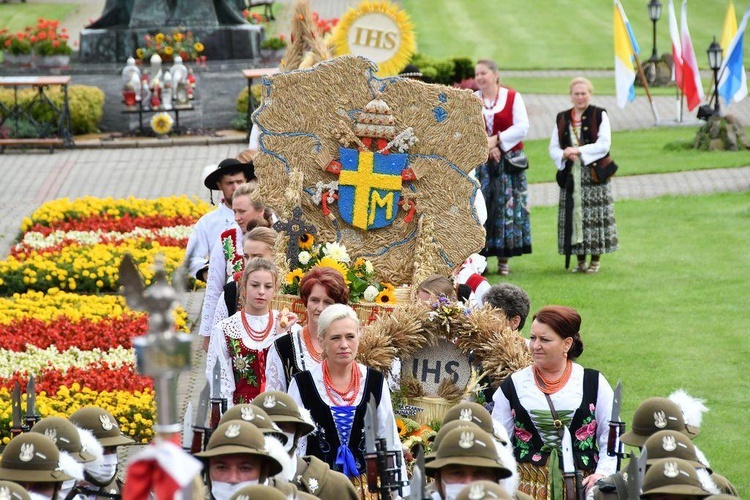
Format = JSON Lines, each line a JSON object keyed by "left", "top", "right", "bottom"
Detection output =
{"left": 500, "top": 368, "right": 600, "bottom": 472}
{"left": 555, "top": 105, "right": 611, "bottom": 167}
{"left": 224, "top": 281, "right": 238, "bottom": 316}
{"left": 274, "top": 333, "right": 304, "bottom": 387}
{"left": 294, "top": 368, "right": 384, "bottom": 476}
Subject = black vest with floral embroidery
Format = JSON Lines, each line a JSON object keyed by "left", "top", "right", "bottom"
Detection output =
{"left": 500, "top": 368, "right": 600, "bottom": 472}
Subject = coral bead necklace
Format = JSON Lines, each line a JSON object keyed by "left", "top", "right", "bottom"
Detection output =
{"left": 322, "top": 359, "right": 361, "bottom": 405}
{"left": 241, "top": 310, "right": 274, "bottom": 342}
{"left": 302, "top": 326, "right": 322, "bottom": 363}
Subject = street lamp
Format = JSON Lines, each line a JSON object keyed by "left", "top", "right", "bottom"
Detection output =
{"left": 707, "top": 37, "right": 723, "bottom": 115}
{"left": 647, "top": 0, "right": 663, "bottom": 61}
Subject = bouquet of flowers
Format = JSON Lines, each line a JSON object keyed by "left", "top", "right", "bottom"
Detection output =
{"left": 136, "top": 29, "right": 205, "bottom": 62}
{"left": 242, "top": 10, "right": 266, "bottom": 24}
{"left": 3, "top": 31, "right": 33, "bottom": 56}
{"left": 282, "top": 235, "right": 395, "bottom": 304}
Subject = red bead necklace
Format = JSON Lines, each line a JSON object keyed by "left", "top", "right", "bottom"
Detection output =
{"left": 322, "top": 359, "right": 361, "bottom": 406}
{"left": 483, "top": 87, "right": 500, "bottom": 110}
{"left": 241, "top": 310, "right": 274, "bottom": 342}
{"left": 302, "top": 326, "right": 323, "bottom": 363}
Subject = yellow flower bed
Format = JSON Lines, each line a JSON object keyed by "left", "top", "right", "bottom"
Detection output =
{"left": 0, "top": 243, "right": 185, "bottom": 294}
{"left": 22, "top": 195, "right": 210, "bottom": 231}
{"left": 0, "top": 385, "right": 155, "bottom": 444}
{"left": 0, "top": 289, "right": 189, "bottom": 332}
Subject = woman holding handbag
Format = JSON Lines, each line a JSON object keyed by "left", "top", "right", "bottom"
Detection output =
{"left": 473, "top": 59, "right": 532, "bottom": 276}
{"left": 491, "top": 305, "right": 616, "bottom": 499}
{"left": 549, "top": 77, "right": 619, "bottom": 274}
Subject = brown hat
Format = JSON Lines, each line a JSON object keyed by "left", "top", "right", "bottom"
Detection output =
{"left": 229, "top": 484, "right": 288, "bottom": 500}
{"left": 251, "top": 391, "right": 316, "bottom": 436}
{"left": 218, "top": 404, "right": 287, "bottom": 445}
{"left": 194, "top": 421, "right": 283, "bottom": 477}
{"left": 68, "top": 406, "right": 135, "bottom": 447}
{"left": 0, "top": 433, "right": 74, "bottom": 483}
{"left": 31, "top": 416, "right": 96, "bottom": 463}
{"left": 425, "top": 427, "right": 511, "bottom": 479}
{"left": 204, "top": 158, "right": 255, "bottom": 190}
{"left": 442, "top": 403, "right": 505, "bottom": 445}
{"left": 425, "top": 420, "right": 483, "bottom": 463}
{"left": 644, "top": 430, "right": 709, "bottom": 472}
{"left": 642, "top": 458, "right": 710, "bottom": 497}
{"left": 620, "top": 397, "right": 697, "bottom": 447}
{"left": 0, "top": 481, "right": 31, "bottom": 500}
{"left": 456, "top": 480, "right": 513, "bottom": 500}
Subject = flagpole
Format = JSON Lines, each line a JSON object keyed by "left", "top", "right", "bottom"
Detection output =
{"left": 675, "top": 86, "right": 682, "bottom": 122}
{"left": 633, "top": 53, "right": 661, "bottom": 123}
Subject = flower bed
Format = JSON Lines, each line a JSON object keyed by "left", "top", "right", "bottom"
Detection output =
{"left": 0, "top": 196, "right": 209, "bottom": 444}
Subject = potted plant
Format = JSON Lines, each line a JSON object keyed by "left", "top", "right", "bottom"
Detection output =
{"left": 3, "top": 32, "right": 33, "bottom": 66}
{"left": 32, "top": 19, "right": 73, "bottom": 67}
{"left": 260, "top": 34, "right": 287, "bottom": 60}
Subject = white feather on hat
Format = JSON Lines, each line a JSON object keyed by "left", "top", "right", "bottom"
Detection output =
{"left": 668, "top": 389, "right": 709, "bottom": 428}
{"left": 491, "top": 423, "right": 519, "bottom": 496}
{"left": 696, "top": 468, "right": 721, "bottom": 495}
{"left": 298, "top": 407, "right": 315, "bottom": 432}
{"left": 59, "top": 450, "right": 85, "bottom": 481}
{"left": 76, "top": 425, "right": 104, "bottom": 463}
{"left": 265, "top": 435, "right": 296, "bottom": 483}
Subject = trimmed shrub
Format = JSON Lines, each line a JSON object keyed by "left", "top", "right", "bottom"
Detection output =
{"left": 0, "top": 85, "right": 104, "bottom": 136}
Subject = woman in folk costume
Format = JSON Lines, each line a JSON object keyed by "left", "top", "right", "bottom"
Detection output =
{"left": 207, "top": 258, "right": 297, "bottom": 405}
{"left": 266, "top": 267, "right": 350, "bottom": 392}
{"left": 492, "top": 306, "right": 616, "bottom": 500}
{"left": 473, "top": 59, "right": 531, "bottom": 276}
{"left": 549, "top": 77, "right": 618, "bottom": 274}
{"left": 287, "top": 304, "right": 407, "bottom": 495}
{"left": 211, "top": 225, "right": 278, "bottom": 329}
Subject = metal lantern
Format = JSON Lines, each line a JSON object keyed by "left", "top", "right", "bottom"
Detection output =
{"left": 648, "top": 0, "right": 663, "bottom": 61}
{"left": 707, "top": 37, "right": 723, "bottom": 115}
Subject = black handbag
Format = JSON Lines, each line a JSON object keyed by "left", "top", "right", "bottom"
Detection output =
{"left": 589, "top": 157, "right": 618, "bottom": 184}
{"left": 503, "top": 149, "right": 529, "bottom": 175}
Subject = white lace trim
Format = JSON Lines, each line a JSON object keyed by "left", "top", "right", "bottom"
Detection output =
{"left": 220, "top": 311, "right": 280, "bottom": 350}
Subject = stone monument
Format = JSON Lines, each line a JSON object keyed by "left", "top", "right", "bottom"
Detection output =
{"left": 79, "top": 0, "right": 264, "bottom": 63}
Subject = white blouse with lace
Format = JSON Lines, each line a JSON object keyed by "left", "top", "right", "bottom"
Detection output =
{"left": 265, "top": 323, "right": 323, "bottom": 393}
{"left": 205, "top": 310, "right": 284, "bottom": 405}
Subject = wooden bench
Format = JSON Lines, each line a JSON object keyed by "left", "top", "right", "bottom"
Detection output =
{"left": 248, "top": 0, "right": 275, "bottom": 21}
{"left": 0, "top": 138, "right": 63, "bottom": 154}
{"left": 0, "top": 76, "right": 74, "bottom": 153}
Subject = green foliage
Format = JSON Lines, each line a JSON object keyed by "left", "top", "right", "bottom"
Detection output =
{"left": 451, "top": 57, "right": 475, "bottom": 82}
{"left": 410, "top": 53, "right": 455, "bottom": 85}
{"left": 235, "top": 85, "right": 263, "bottom": 114}
{"left": 0, "top": 85, "right": 104, "bottom": 135}
{"left": 485, "top": 192, "right": 750, "bottom": 495}
{"left": 33, "top": 38, "right": 73, "bottom": 56}
{"left": 260, "top": 35, "right": 287, "bottom": 50}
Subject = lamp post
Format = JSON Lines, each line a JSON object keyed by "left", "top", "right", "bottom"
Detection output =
{"left": 647, "top": 0, "right": 663, "bottom": 61}
{"left": 707, "top": 37, "right": 723, "bottom": 115}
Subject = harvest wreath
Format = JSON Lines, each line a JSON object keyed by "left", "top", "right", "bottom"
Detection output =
{"left": 357, "top": 298, "right": 532, "bottom": 421}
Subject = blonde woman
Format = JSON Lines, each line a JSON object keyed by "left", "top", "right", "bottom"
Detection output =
{"left": 287, "top": 304, "right": 407, "bottom": 494}
{"left": 549, "top": 77, "right": 618, "bottom": 274}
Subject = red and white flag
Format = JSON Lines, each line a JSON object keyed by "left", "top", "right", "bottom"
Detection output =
{"left": 668, "top": 0, "right": 683, "bottom": 87}
{"left": 680, "top": 0, "right": 705, "bottom": 110}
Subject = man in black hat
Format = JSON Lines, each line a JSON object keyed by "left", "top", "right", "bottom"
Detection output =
{"left": 185, "top": 158, "right": 255, "bottom": 283}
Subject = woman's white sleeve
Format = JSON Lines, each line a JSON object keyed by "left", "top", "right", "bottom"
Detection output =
{"left": 579, "top": 112, "right": 612, "bottom": 166}
{"left": 288, "top": 378, "right": 307, "bottom": 456}
{"left": 593, "top": 373, "right": 617, "bottom": 477}
{"left": 549, "top": 123, "right": 567, "bottom": 171}
{"left": 499, "top": 92, "right": 530, "bottom": 151}
{"left": 491, "top": 384, "right": 516, "bottom": 445}
{"left": 265, "top": 341, "right": 288, "bottom": 393}
{"left": 199, "top": 240, "right": 228, "bottom": 337}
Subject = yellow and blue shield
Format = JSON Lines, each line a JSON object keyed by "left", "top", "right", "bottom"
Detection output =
{"left": 337, "top": 147, "right": 407, "bottom": 230}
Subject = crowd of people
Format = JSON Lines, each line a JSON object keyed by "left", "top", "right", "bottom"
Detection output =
{"left": 0, "top": 67, "right": 734, "bottom": 500}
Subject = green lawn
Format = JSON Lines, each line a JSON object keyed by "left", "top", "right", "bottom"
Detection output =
{"left": 403, "top": 0, "right": 750, "bottom": 70}
{"left": 0, "top": 4, "right": 77, "bottom": 32}
{"left": 523, "top": 126, "right": 750, "bottom": 184}
{"left": 483, "top": 191, "right": 750, "bottom": 495}
{"left": 500, "top": 76, "right": 683, "bottom": 97}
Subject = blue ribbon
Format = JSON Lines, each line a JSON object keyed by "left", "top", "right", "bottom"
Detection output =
{"left": 335, "top": 444, "right": 359, "bottom": 478}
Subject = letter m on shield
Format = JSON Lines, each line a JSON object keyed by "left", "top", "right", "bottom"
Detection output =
{"left": 336, "top": 148, "right": 407, "bottom": 230}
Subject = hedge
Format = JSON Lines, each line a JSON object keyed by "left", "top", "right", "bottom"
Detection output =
{"left": 0, "top": 85, "right": 104, "bottom": 136}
